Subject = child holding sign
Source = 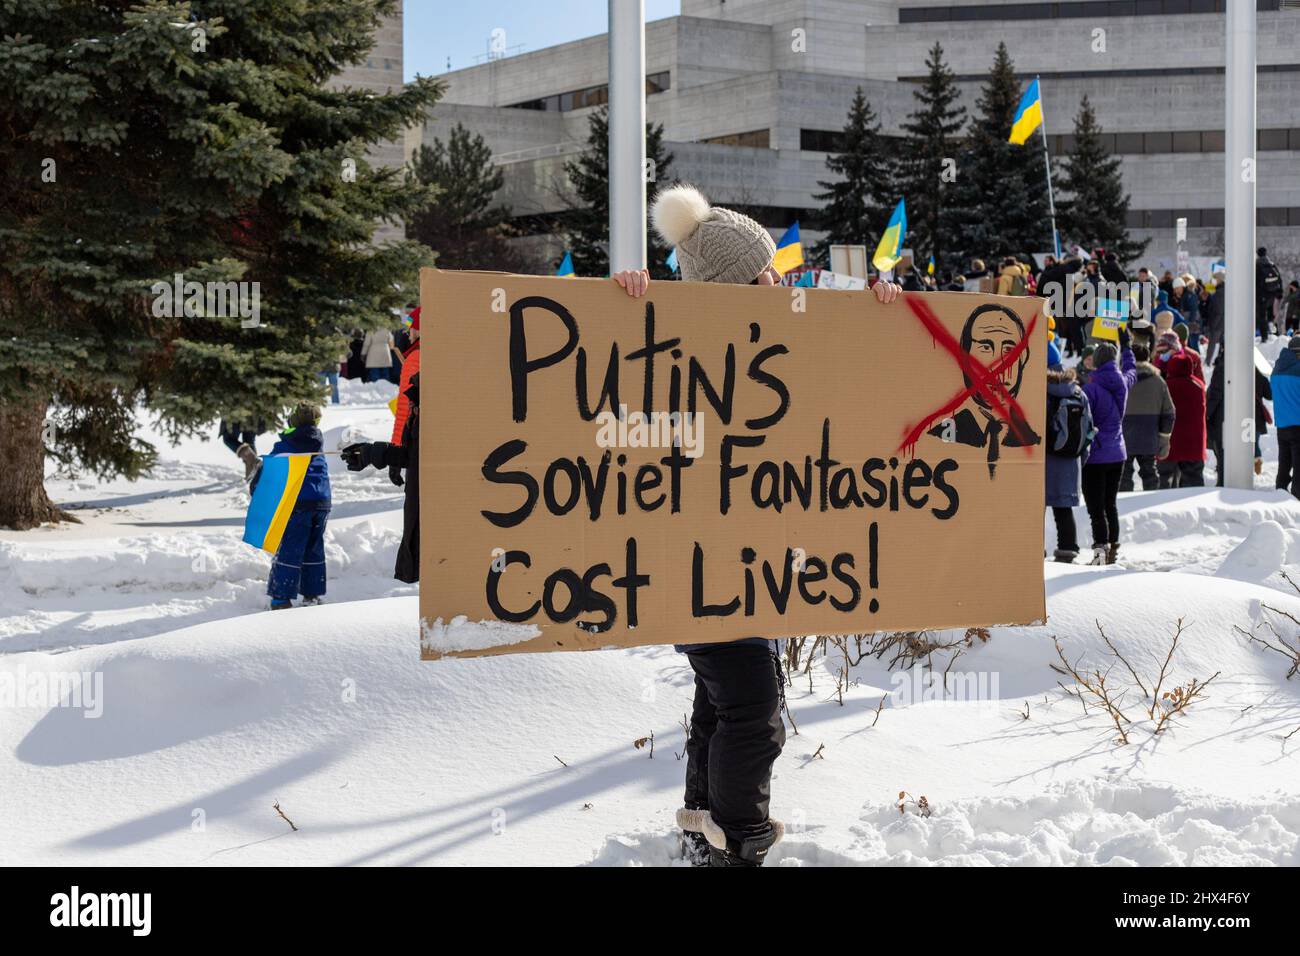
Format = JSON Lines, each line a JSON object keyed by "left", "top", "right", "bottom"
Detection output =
{"left": 614, "top": 184, "right": 902, "bottom": 867}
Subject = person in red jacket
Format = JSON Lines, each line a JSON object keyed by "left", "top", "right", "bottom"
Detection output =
{"left": 391, "top": 307, "right": 421, "bottom": 445}
{"left": 1156, "top": 332, "right": 1207, "bottom": 488}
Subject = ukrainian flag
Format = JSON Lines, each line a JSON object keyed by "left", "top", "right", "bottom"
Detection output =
{"left": 872, "top": 198, "right": 907, "bottom": 272}
{"left": 1009, "top": 78, "right": 1043, "bottom": 146}
{"left": 771, "top": 222, "right": 804, "bottom": 275}
{"left": 243, "top": 454, "right": 313, "bottom": 553}
{"left": 557, "top": 251, "right": 575, "bottom": 277}
{"left": 927, "top": 255, "right": 935, "bottom": 276}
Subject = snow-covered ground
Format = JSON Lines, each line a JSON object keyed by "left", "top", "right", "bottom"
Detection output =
{"left": 3, "top": 375, "right": 1300, "bottom": 866}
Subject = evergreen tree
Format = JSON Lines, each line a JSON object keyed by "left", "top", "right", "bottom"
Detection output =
{"left": 811, "top": 88, "right": 895, "bottom": 265}
{"left": 1057, "top": 95, "right": 1148, "bottom": 264}
{"left": 561, "top": 107, "right": 676, "bottom": 277}
{"left": 950, "top": 43, "right": 1053, "bottom": 266}
{"left": 895, "top": 43, "right": 966, "bottom": 269}
{"left": 0, "top": 0, "right": 442, "bottom": 529}
{"left": 407, "top": 123, "right": 536, "bottom": 273}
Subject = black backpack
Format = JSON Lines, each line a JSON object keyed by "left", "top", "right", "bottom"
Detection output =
{"left": 1047, "top": 386, "right": 1094, "bottom": 459}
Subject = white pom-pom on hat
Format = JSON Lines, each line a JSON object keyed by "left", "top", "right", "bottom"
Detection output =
{"left": 651, "top": 183, "right": 711, "bottom": 247}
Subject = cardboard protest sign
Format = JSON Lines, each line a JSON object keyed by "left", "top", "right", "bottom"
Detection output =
{"left": 419, "top": 269, "right": 1046, "bottom": 659}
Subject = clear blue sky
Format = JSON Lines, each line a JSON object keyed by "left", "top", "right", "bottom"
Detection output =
{"left": 404, "top": 0, "right": 681, "bottom": 80}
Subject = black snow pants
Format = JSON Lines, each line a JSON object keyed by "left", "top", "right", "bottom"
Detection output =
{"left": 682, "top": 642, "right": 786, "bottom": 847}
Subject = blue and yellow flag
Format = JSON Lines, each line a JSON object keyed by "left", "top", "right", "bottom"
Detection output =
{"left": 872, "top": 198, "right": 907, "bottom": 272}
{"left": 557, "top": 251, "right": 575, "bottom": 277}
{"left": 243, "top": 454, "right": 313, "bottom": 553}
{"left": 1009, "top": 78, "right": 1043, "bottom": 146}
{"left": 927, "top": 255, "right": 935, "bottom": 276}
{"left": 771, "top": 222, "right": 804, "bottom": 275}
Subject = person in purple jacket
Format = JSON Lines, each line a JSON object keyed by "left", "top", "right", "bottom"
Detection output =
{"left": 1081, "top": 327, "right": 1137, "bottom": 565}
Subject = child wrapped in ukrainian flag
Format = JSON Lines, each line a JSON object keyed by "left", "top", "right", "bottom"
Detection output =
{"left": 244, "top": 403, "right": 332, "bottom": 610}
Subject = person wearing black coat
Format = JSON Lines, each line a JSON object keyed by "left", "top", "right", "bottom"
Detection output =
{"left": 1206, "top": 350, "right": 1271, "bottom": 484}
{"left": 341, "top": 373, "right": 420, "bottom": 583}
{"left": 1038, "top": 255, "right": 1083, "bottom": 356}
{"left": 1100, "top": 252, "right": 1127, "bottom": 286}
{"left": 1203, "top": 280, "right": 1226, "bottom": 357}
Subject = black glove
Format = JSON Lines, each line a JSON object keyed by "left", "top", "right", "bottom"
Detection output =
{"left": 341, "top": 441, "right": 391, "bottom": 471}
{"left": 389, "top": 460, "right": 405, "bottom": 487}
{"left": 1117, "top": 325, "right": 1131, "bottom": 348}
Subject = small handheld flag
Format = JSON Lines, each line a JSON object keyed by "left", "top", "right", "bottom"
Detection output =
{"left": 557, "top": 251, "right": 575, "bottom": 277}
{"left": 1009, "top": 78, "right": 1043, "bottom": 146}
{"left": 666, "top": 247, "right": 679, "bottom": 273}
{"left": 771, "top": 222, "right": 804, "bottom": 275}
{"left": 927, "top": 255, "right": 935, "bottom": 276}
{"left": 872, "top": 198, "right": 907, "bottom": 272}
{"left": 243, "top": 454, "right": 312, "bottom": 554}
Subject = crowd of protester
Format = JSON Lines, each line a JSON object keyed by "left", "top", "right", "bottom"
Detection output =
{"left": 965, "top": 247, "right": 1299, "bottom": 566}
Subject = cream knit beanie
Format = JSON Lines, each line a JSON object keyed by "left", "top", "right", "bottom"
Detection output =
{"left": 651, "top": 184, "right": 776, "bottom": 284}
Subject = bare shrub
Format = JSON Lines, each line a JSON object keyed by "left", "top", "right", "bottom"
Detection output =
{"left": 1050, "top": 618, "right": 1219, "bottom": 745}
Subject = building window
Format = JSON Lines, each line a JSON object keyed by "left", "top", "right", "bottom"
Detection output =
{"left": 1123, "top": 207, "right": 1297, "bottom": 228}
{"left": 1144, "top": 131, "right": 1172, "bottom": 152}
{"left": 506, "top": 71, "right": 670, "bottom": 112}
{"left": 1259, "top": 128, "right": 1289, "bottom": 150}
{"left": 701, "top": 129, "right": 771, "bottom": 148}
{"left": 800, "top": 128, "right": 844, "bottom": 152}
{"left": 897, "top": 0, "right": 1278, "bottom": 23}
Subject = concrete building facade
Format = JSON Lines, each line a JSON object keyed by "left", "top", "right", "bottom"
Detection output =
{"left": 332, "top": 1, "right": 408, "bottom": 240}
{"left": 423, "top": 0, "right": 1300, "bottom": 274}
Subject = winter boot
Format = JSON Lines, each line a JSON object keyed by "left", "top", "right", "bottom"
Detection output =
{"left": 270, "top": 599, "right": 293, "bottom": 611}
{"left": 1088, "top": 545, "right": 1107, "bottom": 566}
{"left": 680, "top": 829, "right": 711, "bottom": 867}
{"left": 301, "top": 596, "right": 323, "bottom": 607}
{"left": 1053, "top": 549, "right": 1078, "bottom": 564}
{"left": 676, "top": 808, "right": 784, "bottom": 868}
{"left": 1105, "top": 543, "right": 1120, "bottom": 566}
{"left": 236, "top": 443, "right": 260, "bottom": 481}
{"left": 1255, "top": 457, "right": 1264, "bottom": 476}
{"left": 707, "top": 824, "right": 781, "bottom": 867}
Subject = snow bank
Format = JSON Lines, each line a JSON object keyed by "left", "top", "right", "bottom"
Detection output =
{"left": 592, "top": 780, "right": 1300, "bottom": 866}
{"left": 3, "top": 558, "right": 1299, "bottom": 866}
{"left": 337, "top": 377, "right": 397, "bottom": 407}
{"left": 1215, "top": 520, "right": 1300, "bottom": 584}
{"left": 0, "top": 522, "right": 411, "bottom": 652}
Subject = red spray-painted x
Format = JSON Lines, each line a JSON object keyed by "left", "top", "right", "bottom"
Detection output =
{"left": 897, "top": 295, "right": 1038, "bottom": 455}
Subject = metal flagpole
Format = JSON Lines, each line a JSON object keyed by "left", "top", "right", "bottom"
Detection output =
{"left": 1223, "top": 4, "right": 1257, "bottom": 488}
{"left": 1036, "top": 76, "right": 1061, "bottom": 258}
{"left": 608, "top": 0, "right": 647, "bottom": 273}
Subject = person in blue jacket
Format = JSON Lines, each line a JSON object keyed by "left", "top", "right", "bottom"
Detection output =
{"left": 252, "top": 403, "right": 332, "bottom": 609}
{"left": 1271, "top": 335, "right": 1300, "bottom": 499}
